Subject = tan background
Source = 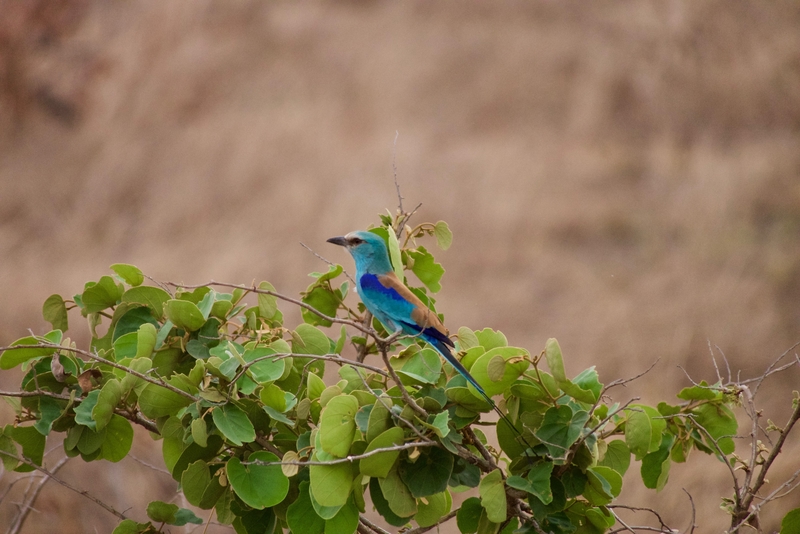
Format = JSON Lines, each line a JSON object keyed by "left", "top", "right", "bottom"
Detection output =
{"left": 1, "top": 1, "right": 799, "bottom": 532}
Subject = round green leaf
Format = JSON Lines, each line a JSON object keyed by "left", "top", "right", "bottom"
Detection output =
{"left": 416, "top": 490, "right": 452, "bottom": 528}
{"left": 399, "top": 446, "right": 453, "bottom": 498}
{"left": 309, "top": 457, "right": 355, "bottom": 508}
{"left": 121, "top": 286, "right": 171, "bottom": 318}
{"left": 294, "top": 324, "right": 332, "bottom": 355}
{"left": 212, "top": 403, "right": 255, "bottom": 446}
{"left": 287, "top": 481, "right": 325, "bottom": 534}
{"left": 468, "top": 347, "right": 529, "bottom": 397}
{"left": 139, "top": 383, "right": 193, "bottom": 419}
{"left": 164, "top": 299, "right": 205, "bottom": 332}
{"left": 227, "top": 451, "right": 289, "bottom": 509}
{"left": 319, "top": 395, "right": 358, "bottom": 458}
{"left": 781, "top": 508, "right": 800, "bottom": 534}
{"left": 42, "top": 294, "right": 69, "bottom": 331}
{"left": 100, "top": 415, "right": 133, "bottom": 462}
{"left": 377, "top": 466, "right": 417, "bottom": 518}
{"left": 360, "top": 427, "right": 404, "bottom": 478}
{"left": 111, "top": 264, "right": 144, "bottom": 287}
{"left": 457, "top": 497, "right": 482, "bottom": 534}
{"left": 479, "top": 468, "right": 506, "bottom": 524}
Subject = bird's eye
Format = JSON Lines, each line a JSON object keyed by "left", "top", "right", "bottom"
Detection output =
{"left": 350, "top": 238, "right": 363, "bottom": 245}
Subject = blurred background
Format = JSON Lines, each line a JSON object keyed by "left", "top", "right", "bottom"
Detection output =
{"left": 1, "top": 1, "right": 799, "bottom": 532}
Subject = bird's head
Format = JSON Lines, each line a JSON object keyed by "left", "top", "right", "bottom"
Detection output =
{"left": 327, "top": 230, "right": 392, "bottom": 274}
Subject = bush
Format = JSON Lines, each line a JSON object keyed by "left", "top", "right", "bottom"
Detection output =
{"left": 1, "top": 209, "right": 799, "bottom": 534}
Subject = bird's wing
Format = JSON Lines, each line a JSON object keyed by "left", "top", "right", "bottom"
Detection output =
{"left": 359, "top": 272, "right": 452, "bottom": 345}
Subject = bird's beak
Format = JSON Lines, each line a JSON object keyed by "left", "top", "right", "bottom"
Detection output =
{"left": 326, "top": 236, "right": 348, "bottom": 247}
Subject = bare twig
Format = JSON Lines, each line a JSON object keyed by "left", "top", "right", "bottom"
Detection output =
{"left": 245, "top": 440, "right": 437, "bottom": 468}
{"left": 7, "top": 456, "right": 70, "bottom": 534}
{"left": 0, "top": 452, "right": 127, "bottom": 520}
{"left": 164, "top": 281, "right": 373, "bottom": 335}
{"left": 0, "top": 344, "right": 199, "bottom": 404}
{"left": 380, "top": 350, "right": 428, "bottom": 419}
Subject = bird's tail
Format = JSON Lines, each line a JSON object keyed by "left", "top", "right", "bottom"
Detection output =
{"left": 428, "top": 338, "right": 534, "bottom": 465}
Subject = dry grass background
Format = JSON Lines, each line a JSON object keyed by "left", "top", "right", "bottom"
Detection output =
{"left": 1, "top": 1, "right": 799, "bottom": 532}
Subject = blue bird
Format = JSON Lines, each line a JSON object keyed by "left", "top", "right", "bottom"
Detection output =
{"left": 327, "top": 230, "right": 529, "bottom": 454}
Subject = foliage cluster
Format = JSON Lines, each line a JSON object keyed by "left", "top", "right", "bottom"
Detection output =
{"left": 1, "top": 213, "right": 799, "bottom": 534}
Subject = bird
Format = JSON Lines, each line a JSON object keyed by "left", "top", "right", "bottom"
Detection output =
{"left": 327, "top": 230, "right": 531, "bottom": 458}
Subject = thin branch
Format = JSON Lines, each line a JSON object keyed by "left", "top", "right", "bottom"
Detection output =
{"left": 682, "top": 489, "right": 697, "bottom": 534}
{"left": 380, "top": 350, "right": 428, "bottom": 419}
{"left": 0, "top": 344, "right": 199, "bottom": 404}
{"left": 359, "top": 516, "right": 392, "bottom": 534}
{"left": 392, "top": 130, "right": 403, "bottom": 214}
{"left": 164, "top": 281, "right": 373, "bottom": 335}
{"left": 0, "top": 389, "right": 158, "bottom": 433}
{"left": 300, "top": 242, "right": 355, "bottom": 285}
{"left": 0, "top": 451, "right": 127, "bottom": 520}
{"left": 7, "top": 456, "right": 70, "bottom": 534}
{"left": 246, "top": 440, "right": 438, "bottom": 468}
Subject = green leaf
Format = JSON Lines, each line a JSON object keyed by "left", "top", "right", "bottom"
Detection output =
{"left": 474, "top": 328, "right": 507, "bottom": 350}
{"left": 112, "top": 520, "right": 151, "bottom": 534}
{"left": 111, "top": 264, "right": 144, "bottom": 287}
{"left": 479, "top": 469, "right": 506, "bottom": 524}
{"left": 82, "top": 276, "right": 123, "bottom": 313}
{"left": 242, "top": 347, "right": 285, "bottom": 384}
{"left": 534, "top": 405, "right": 590, "bottom": 460}
{"left": 586, "top": 506, "right": 616, "bottom": 530}
{"left": 301, "top": 286, "right": 340, "bottom": 327}
{"left": 509, "top": 461, "right": 554, "bottom": 504}
{"left": 386, "top": 228, "right": 405, "bottom": 281}
{"left": 360, "top": 427, "right": 404, "bottom": 478}
{"left": 457, "top": 497, "right": 483, "bottom": 534}
{"left": 781, "top": 508, "right": 800, "bottom": 534}
{"left": 585, "top": 466, "right": 623, "bottom": 506}
{"left": 92, "top": 379, "right": 122, "bottom": 431}
{"left": 257, "top": 281, "right": 278, "bottom": 318}
{"left": 227, "top": 451, "right": 289, "bottom": 509}
{"left": 294, "top": 324, "right": 331, "bottom": 355}
{"left": 6, "top": 425, "right": 45, "bottom": 471}
{"left": 121, "top": 286, "right": 171, "bottom": 318}
{"left": 416, "top": 490, "right": 452, "bottom": 528}
{"left": 164, "top": 299, "right": 205, "bottom": 332}
{"left": 599, "top": 440, "right": 631, "bottom": 476}
{"left": 677, "top": 381, "right": 720, "bottom": 401}
{"left": 0, "top": 334, "right": 57, "bottom": 370}
{"left": 407, "top": 246, "right": 444, "bottom": 293}
{"left": 33, "top": 396, "right": 63, "bottom": 436}
{"left": 308, "top": 372, "right": 326, "bottom": 400}
{"left": 397, "top": 348, "right": 442, "bottom": 385}
{"left": 641, "top": 434, "right": 675, "bottom": 491}
{"left": 625, "top": 405, "right": 665, "bottom": 459}
{"left": 74, "top": 390, "right": 100, "bottom": 430}
{"left": 377, "top": 465, "right": 417, "bottom": 518}
{"left": 135, "top": 323, "right": 157, "bottom": 359}
{"left": 468, "top": 347, "right": 529, "bottom": 397}
{"left": 690, "top": 403, "right": 737, "bottom": 455}
{"left": 366, "top": 398, "right": 392, "bottom": 442}
{"left": 287, "top": 481, "right": 325, "bottom": 534}
{"left": 433, "top": 221, "right": 453, "bottom": 250}
{"left": 100, "top": 415, "right": 133, "bottom": 462}
{"left": 457, "top": 327, "right": 480, "bottom": 350}
{"left": 181, "top": 460, "right": 211, "bottom": 507}
{"left": 42, "top": 294, "right": 69, "bottom": 331}
{"left": 138, "top": 383, "right": 193, "bottom": 419}
{"left": 399, "top": 446, "right": 454, "bottom": 498}
{"left": 173, "top": 508, "right": 203, "bottom": 526}
{"left": 147, "top": 500, "right": 179, "bottom": 523}
{"left": 309, "top": 456, "right": 355, "bottom": 508}
{"left": 369, "top": 477, "right": 413, "bottom": 527}
{"left": 325, "top": 498, "right": 359, "bottom": 534}
{"left": 319, "top": 395, "right": 358, "bottom": 458}
{"left": 213, "top": 404, "right": 256, "bottom": 446}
